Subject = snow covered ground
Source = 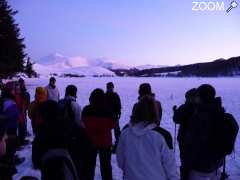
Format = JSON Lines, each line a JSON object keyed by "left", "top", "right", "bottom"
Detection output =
{"left": 13, "top": 77, "right": 240, "bottom": 180}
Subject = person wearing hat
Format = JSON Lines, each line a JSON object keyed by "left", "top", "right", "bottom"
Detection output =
{"left": 28, "top": 87, "right": 47, "bottom": 134}
{"left": 45, "top": 77, "right": 60, "bottom": 102}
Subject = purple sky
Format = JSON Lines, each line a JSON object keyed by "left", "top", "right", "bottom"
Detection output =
{"left": 8, "top": 0, "right": 240, "bottom": 66}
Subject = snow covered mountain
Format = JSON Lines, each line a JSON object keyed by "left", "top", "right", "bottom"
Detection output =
{"left": 34, "top": 53, "right": 169, "bottom": 77}
{"left": 34, "top": 53, "right": 128, "bottom": 77}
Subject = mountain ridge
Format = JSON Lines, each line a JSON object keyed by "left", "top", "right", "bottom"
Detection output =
{"left": 112, "top": 56, "right": 240, "bottom": 77}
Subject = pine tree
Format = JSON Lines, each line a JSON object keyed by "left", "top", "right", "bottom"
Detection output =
{"left": 0, "top": 0, "right": 26, "bottom": 78}
{"left": 25, "top": 57, "right": 37, "bottom": 78}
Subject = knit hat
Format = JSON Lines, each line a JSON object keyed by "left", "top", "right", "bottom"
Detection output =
{"left": 35, "top": 87, "right": 47, "bottom": 103}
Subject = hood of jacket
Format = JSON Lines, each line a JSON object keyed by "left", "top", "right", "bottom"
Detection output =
{"left": 128, "top": 122, "right": 157, "bottom": 137}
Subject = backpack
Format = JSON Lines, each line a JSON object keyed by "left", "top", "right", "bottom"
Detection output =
{"left": 41, "top": 149, "right": 79, "bottom": 180}
{"left": 58, "top": 99, "right": 75, "bottom": 136}
{"left": 58, "top": 99, "right": 93, "bottom": 160}
{"left": 213, "top": 113, "right": 239, "bottom": 159}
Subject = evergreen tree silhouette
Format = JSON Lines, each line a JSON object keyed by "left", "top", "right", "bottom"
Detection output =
{"left": 25, "top": 57, "right": 37, "bottom": 78}
{"left": 0, "top": 0, "right": 26, "bottom": 78}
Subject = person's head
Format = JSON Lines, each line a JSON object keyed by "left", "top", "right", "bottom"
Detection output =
{"left": 65, "top": 85, "right": 77, "bottom": 98}
{"left": 197, "top": 84, "right": 216, "bottom": 104}
{"left": 185, "top": 88, "right": 197, "bottom": 104}
{"left": 49, "top": 77, "right": 56, "bottom": 87}
{"left": 89, "top": 88, "right": 105, "bottom": 106}
{"left": 131, "top": 96, "right": 160, "bottom": 126}
{"left": 18, "top": 78, "right": 24, "bottom": 84}
{"left": 0, "top": 115, "right": 7, "bottom": 158}
{"left": 35, "top": 87, "right": 47, "bottom": 103}
{"left": 106, "top": 82, "right": 114, "bottom": 93}
{"left": 18, "top": 78, "right": 27, "bottom": 92}
{"left": 138, "top": 83, "right": 154, "bottom": 100}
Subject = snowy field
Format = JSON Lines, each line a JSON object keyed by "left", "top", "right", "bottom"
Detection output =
{"left": 13, "top": 77, "right": 240, "bottom": 180}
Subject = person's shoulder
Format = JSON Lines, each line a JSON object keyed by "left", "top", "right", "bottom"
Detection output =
{"left": 114, "top": 92, "right": 120, "bottom": 97}
{"left": 119, "top": 124, "right": 130, "bottom": 138}
{"left": 122, "top": 124, "right": 129, "bottom": 131}
{"left": 30, "top": 100, "right": 37, "bottom": 106}
{"left": 82, "top": 105, "right": 91, "bottom": 113}
{"left": 152, "top": 126, "right": 173, "bottom": 150}
{"left": 70, "top": 100, "right": 80, "bottom": 109}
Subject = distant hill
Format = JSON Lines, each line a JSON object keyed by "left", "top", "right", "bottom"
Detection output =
{"left": 35, "top": 53, "right": 129, "bottom": 77}
{"left": 112, "top": 57, "right": 240, "bottom": 77}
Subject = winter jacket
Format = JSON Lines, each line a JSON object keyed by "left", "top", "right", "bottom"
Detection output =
{"left": 0, "top": 161, "right": 17, "bottom": 180}
{"left": 15, "top": 94, "right": 25, "bottom": 125}
{"left": 28, "top": 101, "right": 42, "bottom": 134}
{"left": 32, "top": 115, "right": 67, "bottom": 169}
{"left": 41, "top": 149, "right": 79, "bottom": 180}
{"left": 186, "top": 102, "right": 224, "bottom": 173}
{"left": 116, "top": 122, "right": 178, "bottom": 180}
{"left": 173, "top": 102, "right": 195, "bottom": 143}
{"left": 58, "top": 96, "right": 83, "bottom": 128}
{"left": 45, "top": 85, "right": 60, "bottom": 102}
{"left": 2, "top": 98, "right": 19, "bottom": 129}
{"left": 82, "top": 105, "right": 115, "bottom": 148}
{"left": 105, "top": 92, "right": 121, "bottom": 120}
{"left": 28, "top": 87, "right": 47, "bottom": 134}
{"left": 132, "top": 99, "right": 162, "bottom": 121}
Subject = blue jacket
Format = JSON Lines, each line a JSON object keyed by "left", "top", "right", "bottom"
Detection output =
{"left": 3, "top": 98, "right": 20, "bottom": 129}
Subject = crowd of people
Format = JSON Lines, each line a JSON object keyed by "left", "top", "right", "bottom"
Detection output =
{"left": 0, "top": 77, "right": 239, "bottom": 180}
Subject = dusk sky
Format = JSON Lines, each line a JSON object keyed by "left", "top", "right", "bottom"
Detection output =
{"left": 8, "top": 0, "right": 240, "bottom": 66}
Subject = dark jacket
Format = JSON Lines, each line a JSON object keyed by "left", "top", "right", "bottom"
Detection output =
{"left": 82, "top": 105, "right": 115, "bottom": 148}
{"left": 41, "top": 149, "right": 79, "bottom": 180}
{"left": 132, "top": 100, "right": 162, "bottom": 122}
{"left": 186, "top": 102, "right": 224, "bottom": 172}
{"left": 173, "top": 102, "right": 195, "bottom": 142}
{"left": 105, "top": 92, "right": 121, "bottom": 120}
{"left": 32, "top": 118, "right": 66, "bottom": 168}
{"left": 0, "top": 161, "right": 17, "bottom": 180}
{"left": 2, "top": 98, "right": 19, "bottom": 130}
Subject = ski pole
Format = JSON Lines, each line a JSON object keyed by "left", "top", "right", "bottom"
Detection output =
{"left": 221, "top": 157, "right": 228, "bottom": 180}
{"left": 174, "top": 123, "right": 177, "bottom": 153}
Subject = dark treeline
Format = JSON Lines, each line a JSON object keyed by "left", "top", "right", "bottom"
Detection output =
{"left": 113, "top": 56, "right": 240, "bottom": 77}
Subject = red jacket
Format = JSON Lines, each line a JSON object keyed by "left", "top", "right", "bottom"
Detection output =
{"left": 15, "top": 94, "right": 25, "bottom": 124}
{"left": 82, "top": 105, "right": 115, "bottom": 148}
